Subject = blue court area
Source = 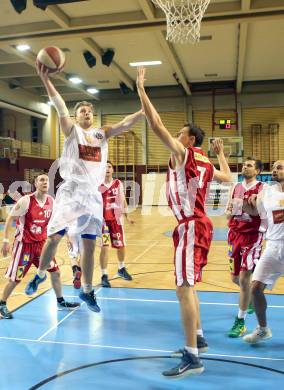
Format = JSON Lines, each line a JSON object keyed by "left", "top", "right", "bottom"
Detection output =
{"left": 0, "top": 287, "right": 283, "bottom": 389}
{"left": 164, "top": 227, "right": 228, "bottom": 240}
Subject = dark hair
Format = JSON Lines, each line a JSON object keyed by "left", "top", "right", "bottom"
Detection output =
{"left": 184, "top": 123, "right": 205, "bottom": 147}
{"left": 107, "top": 160, "right": 114, "bottom": 168}
{"left": 73, "top": 101, "right": 94, "bottom": 116}
{"left": 245, "top": 157, "right": 263, "bottom": 173}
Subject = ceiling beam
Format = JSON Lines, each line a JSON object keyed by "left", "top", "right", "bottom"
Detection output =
{"left": 0, "top": 52, "right": 23, "bottom": 65}
{"left": 242, "top": 0, "right": 251, "bottom": 11}
{"left": 0, "top": 63, "right": 35, "bottom": 78}
{"left": 44, "top": 5, "right": 70, "bottom": 28}
{"left": 0, "top": 9, "right": 283, "bottom": 46}
{"left": 83, "top": 38, "right": 134, "bottom": 90}
{"left": 155, "top": 32, "right": 190, "bottom": 95}
{"left": 3, "top": 46, "right": 99, "bottom": 100}
{"left": 139, "top": 1, "right": 190, "bottom": 95}
{"left": 236, "top": 22, "right": 248, "bottom": 93}
{"left": 16, "top": 77, "right": 66, "bottom": 88}
{"left": 43, "top": 6, "right": 135, "bottom": 91}
{"left": 138, "top": 0, "right": 156, "bottom": 20}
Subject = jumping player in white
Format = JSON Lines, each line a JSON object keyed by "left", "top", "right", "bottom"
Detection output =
{"left": 25, "top": 63, "right": 143, "bottom": 312}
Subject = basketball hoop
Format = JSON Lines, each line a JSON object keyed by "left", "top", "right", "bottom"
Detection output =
{"left": 152, "top": 0, "right": 210, "bottom": 44}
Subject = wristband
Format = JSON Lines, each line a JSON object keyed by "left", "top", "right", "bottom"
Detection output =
{"left": 2, "top": 238, "right": 9, "bottom": 243}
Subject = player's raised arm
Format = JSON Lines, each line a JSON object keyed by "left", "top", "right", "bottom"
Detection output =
{"left": 136, "top": 67, "right": 185, "bottom": 161}
{"left": 36, "top": 63, "right": 73, "bottom": 137}
{"left": 102, "top": 110, "right": 144, "bottom": 139}
{"left": 212, "top": 139, "right": 232, "bottom": 183}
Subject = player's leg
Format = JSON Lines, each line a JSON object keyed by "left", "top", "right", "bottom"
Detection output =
{"left": 68, "top": 232, "right": 82, "bottom": 289}
{"left": 25, "top": 231, "right": 65, "bottom": 295}
{"left": 0, "top": 280, "right": 18, "bottom": 319}
{"left": 1, "top": 241, "right": 33, "bottom": 318}
{"left": 99, "top": 223, "right": 111, "bottom": 287}
{"left": 243, "top": 244, "right": 278, "bottom": 343}
{"left": 99, "top": 245, "right": 111, "bottom": 287}
{"left": 163, "top": 221, "right": 204, "bottom": 378}
{"left": 79, "top": 236, "right": 100, "bottom": 312}
{"left": 49, "top": 269, "right": 80, "bottom": 310}
{"left": 193, "top": 290, "right": 208, "bottom": 353}
{"left": 227, "top": 233, "right": 247, "bottom": 337}
{"left": 110, "top": 220, "right": 132, "bottom": 281}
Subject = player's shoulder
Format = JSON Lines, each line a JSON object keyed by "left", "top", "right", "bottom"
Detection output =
{"left": 191, "top": 147, "right": 212, "bottom": 165}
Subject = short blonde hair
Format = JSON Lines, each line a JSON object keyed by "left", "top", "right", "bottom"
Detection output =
{"left": 73, "top": 101, "right": 94, "bottom": 117}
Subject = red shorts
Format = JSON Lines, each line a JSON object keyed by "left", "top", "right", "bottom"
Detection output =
{"left": 228, "top": 229, "right": 264, "bottom": 276}
{"left": 5, "top": 240, "right": 59, "bottom": 282}
{"left": 173, "top": 216, "right": 213, "bottom": 286}
{"left": 102, "top": 219, "right": 125, "bottom": 249}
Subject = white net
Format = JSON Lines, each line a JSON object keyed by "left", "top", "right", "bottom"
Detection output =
{"left": 152, "top": 0, "right": 210, "bottom": 44}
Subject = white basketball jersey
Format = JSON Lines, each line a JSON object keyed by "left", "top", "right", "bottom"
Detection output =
{"left": 261, "top": 184, "right": 284, "bottom": 240}
{"left": 60, "top": 124, "right": 108, "bottom": 190}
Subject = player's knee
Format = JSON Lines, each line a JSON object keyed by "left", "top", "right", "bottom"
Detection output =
{"left": 46, "top": 235, "right": 61, "bottom": 247}
{"left": 251, "top": 281, "right": 264, "bottom": 295}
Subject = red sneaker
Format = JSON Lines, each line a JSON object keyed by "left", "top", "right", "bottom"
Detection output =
{"left": 73, "top": 270, "right": 81, "bottom": 289}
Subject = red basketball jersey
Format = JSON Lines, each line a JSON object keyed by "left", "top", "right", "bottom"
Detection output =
{"left": 228, "top": 181, "right": 263, "bottom": 233}
{"left": 167, "top": 147, "right": 214, "bottom": 222}
{"left": 15, "top": 194, "right": 53, "bottom": 243}
{"left": 100, "top": 179, "right": 124, "bottom": 221}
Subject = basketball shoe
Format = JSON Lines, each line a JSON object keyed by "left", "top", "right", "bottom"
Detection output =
{"left": 243, "top": 326, "right": 272, "bottom": 344}
{"left": 228, "top": 317, "right": 247, "bottom": 337}
{"left": 162, "top": 350, "right": 204, "bottom": 378}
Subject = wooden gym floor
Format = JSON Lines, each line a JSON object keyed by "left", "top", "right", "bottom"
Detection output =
{"left": 1, "top": 207, "right": 283, "bottom": 312}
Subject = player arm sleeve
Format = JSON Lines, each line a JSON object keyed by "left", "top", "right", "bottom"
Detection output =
{"left": 10, "top": 196, "right": 30, "bottom": 218}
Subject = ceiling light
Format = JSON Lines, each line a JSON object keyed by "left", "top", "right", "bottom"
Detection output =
{"left": 69, "top": 77, "right": 82, "bottom": 84}
{"left": 16, "top": 44, "right": 31, "bottom": 51}
{"left": 129, "top": 61, "right": 162, "bottom": 67}
{"left": 87, "top": 87, "right": 99, "bottom": 94}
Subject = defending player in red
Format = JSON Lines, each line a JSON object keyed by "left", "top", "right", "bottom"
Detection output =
{"left": 226, "top": 158, "right": 265, "bottom": 337}
{"left": 0, "top": 174, "right": 79, "bottom": 319}
{"left": 99, "top": 161, "right": 134, "bottom": 288}
{"left": 137, "top": 66, "right": 231, "bottom": 378}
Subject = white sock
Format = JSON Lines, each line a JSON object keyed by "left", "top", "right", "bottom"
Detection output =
{"left": 259, "top": 326, "right": 268, "bottom": 331}
{"left": 184, "top": 346, "right": 198, "bottom": 356}
{"left": 101, "top": 269, "right": 108, "bottom": 276}
{"left": 37, "top": 270, "right": 46, "bottom": 279}
{"left": 83, "top": 284, "right": 92, "bottom": 294}
{"left": 238, "top": 309, "right": 247, "bottom": 319}
{"left": 197, "top": 329, "right": 203, "bottom": 337}
{"left": 118, "top": 262, "right": 125, "bottom": 270}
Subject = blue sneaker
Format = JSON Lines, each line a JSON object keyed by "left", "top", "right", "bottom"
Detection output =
{"left": 25, "top": 274, "right": 47, "bottom": 295}
{"left": 117, "top": 267, "right": 132, "bottom": 281}
{"left": 79, "top": 290, "right": 100, "bottom": 312}
{"left": 162, "top": 350, "right": 204, "bottom": 378}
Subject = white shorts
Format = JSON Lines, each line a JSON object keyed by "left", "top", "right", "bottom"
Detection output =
{"left": 47, "top": 181, "right": 103, "bottom": 237}
{"left": 252, "top": 240, "right": 284, "bottom": 290}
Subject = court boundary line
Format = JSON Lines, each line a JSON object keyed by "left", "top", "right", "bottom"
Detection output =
{"left": 0, "top": 335, "right": 283, "bottom": 362}
{"left": 32, "top": 293, "right": 284, "bottom": 308}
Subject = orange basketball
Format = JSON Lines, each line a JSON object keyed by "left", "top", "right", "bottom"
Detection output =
{"left": 36, "top": 46, "right": 65, "bottom": 73}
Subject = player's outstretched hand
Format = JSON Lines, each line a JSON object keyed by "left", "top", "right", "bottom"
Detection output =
{"left": 36, "top": 62, "right": 51, "bottom": 82}
{"left": 1, "top": 242, "right": 10, "bottom": 257}
{"left": 212, "top": 138, "right": 224, "bottom": 155}
{"left": 136, "top": 66, "right": 146, "bottom": 91}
